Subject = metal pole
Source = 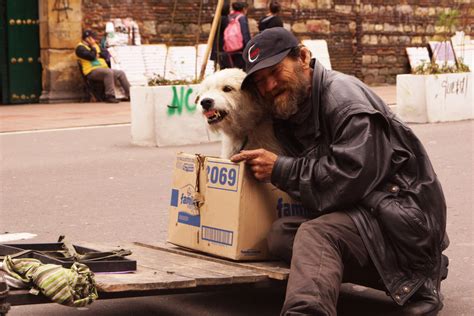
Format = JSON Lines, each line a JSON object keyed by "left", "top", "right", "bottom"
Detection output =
{"left": 199, "top": 0, "right": 224, "bottom": 80}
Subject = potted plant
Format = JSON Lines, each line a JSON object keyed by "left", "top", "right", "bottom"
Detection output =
{"left": 396, "top": 9, "right": 472, "bottom": 123}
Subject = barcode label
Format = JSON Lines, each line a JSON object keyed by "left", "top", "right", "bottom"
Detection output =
{"left": 201, "top": 226, "right": 233, "bottom": 246}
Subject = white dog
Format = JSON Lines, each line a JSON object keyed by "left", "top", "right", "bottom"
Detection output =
{"left": 196, "top": 68, "right": 282, "bottom": 158}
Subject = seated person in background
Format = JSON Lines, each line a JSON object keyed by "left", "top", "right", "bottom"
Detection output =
{"left": 76, "top": 30, "right": 130, "bottom": 103}
{"left": 258, "top": 1, "right": 284, "bottom": 32}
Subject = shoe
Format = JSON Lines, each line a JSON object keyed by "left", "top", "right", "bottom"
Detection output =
{"left": 396, "top": 279, "right": 443, "bottom": 316}
{"left": 104, "top": 96, "right": 119, "bottom": 103}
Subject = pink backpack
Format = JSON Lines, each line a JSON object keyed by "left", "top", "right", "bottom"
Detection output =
{"left": 223, "top": 14, "right": 244, "bottom": 53}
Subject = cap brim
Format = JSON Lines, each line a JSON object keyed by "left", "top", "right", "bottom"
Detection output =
{"left": 241, "top": 48, "right": 292, "bottom": 89}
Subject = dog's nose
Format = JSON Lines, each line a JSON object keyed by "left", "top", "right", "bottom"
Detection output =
{"left": 200, "top": 98, "right": 214, "bottom": 111}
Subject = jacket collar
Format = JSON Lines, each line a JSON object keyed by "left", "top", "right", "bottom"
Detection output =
{"left": 310, "top": 58, "right": 326, "bottom": 140}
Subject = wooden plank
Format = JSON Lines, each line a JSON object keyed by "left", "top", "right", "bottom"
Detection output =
{"left": 94, "top": 266, "right": 196, "bottom": 293}
{"left": 79, "top": 242, "right": 197, "bottom": 292}
{"left": 129, "top": 245, "right": 268, "bottom": 285}
{"left": 135, "top": 242, "right": 290, "bottom": 281}
{"left": 81, "top": 242, "right": 268, "bottom": 289}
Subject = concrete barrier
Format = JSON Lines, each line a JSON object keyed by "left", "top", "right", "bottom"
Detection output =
{"left": 131, "top": 85, "right": 220, "bottom": 147}
{"left": 397, "top": 72, "right": 473, "bottom": 123}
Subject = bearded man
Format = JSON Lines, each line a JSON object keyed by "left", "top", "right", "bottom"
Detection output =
{"left": 231, "top": 28, "right": 449, "bottom": 316}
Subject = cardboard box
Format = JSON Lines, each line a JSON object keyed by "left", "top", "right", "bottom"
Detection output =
{"left": 167, "top": 153, "right": 310, "bottom": 261}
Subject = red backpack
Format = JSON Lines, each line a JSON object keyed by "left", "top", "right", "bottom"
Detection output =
{"left": 223, "top": 14, "right": 244, "bottom": 53}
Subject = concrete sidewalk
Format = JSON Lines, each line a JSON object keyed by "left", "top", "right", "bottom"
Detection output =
{"left": 0, "top": 101, "right": 131, "bottom": 133}
{"left": 0, "top": 85, "right": 396, "bottom": 133}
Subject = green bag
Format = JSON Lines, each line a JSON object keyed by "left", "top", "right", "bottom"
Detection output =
{"left": 2, "top": 256, "right": 98, "bottom": 307}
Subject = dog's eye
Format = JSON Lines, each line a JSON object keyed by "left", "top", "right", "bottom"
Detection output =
{"left": 223, "top": 85, "right": 233, "bottom": 92}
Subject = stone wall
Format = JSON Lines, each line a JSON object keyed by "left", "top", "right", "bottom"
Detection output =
{"left": 82, "top": 0, "right": 473, "bottom": 85}
{"left": 40, "top": 0, "right": 84, "bottom": 103}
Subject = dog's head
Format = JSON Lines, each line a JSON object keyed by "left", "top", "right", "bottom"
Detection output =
{"left": 196, "top": 68, "right": 263, "bottom": 135}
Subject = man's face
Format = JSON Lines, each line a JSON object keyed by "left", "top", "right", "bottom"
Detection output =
{"left": 252, "top": 57, "right": 310, "bottom": 119}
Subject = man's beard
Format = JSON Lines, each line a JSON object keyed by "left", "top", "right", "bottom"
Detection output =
{"left": 265, "top": 64, "right": 311, "bottom": 119}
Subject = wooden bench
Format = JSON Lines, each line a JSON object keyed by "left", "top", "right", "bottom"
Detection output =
{"left": 1, "top": 242, "right": 289, "bottom": 313}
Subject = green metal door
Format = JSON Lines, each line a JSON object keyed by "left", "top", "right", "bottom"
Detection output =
{"left": 0, "top": 0, "right": 41, "bottom": 104}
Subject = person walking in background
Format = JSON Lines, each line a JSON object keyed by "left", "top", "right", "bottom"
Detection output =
{"left": 76, "top": 30, "right": 131, "bottom": 103}
{"left": 210, "top": 0, "right": 231, "bottom": 70}
{"left": 222, "top": 1, "right": 251, "bottom": 70}
{"left": 258, "top": 1, "right": 283, "bottom": 32}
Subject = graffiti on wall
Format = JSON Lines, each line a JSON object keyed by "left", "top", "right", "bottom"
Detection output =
{"left": 167, "top": 86, "right": 197, "bottom": 116}
{"left": 440, "top": 75, "right": 469, "bottom": 99}
{"left": 53, "top": 0, "right": 73, "bottom": 23}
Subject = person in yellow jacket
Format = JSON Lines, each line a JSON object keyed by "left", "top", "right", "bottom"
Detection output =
{"left": 76, "top": 30, "right": 130, "bottom": 103}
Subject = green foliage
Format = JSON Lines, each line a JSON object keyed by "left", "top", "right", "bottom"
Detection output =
{"left": 147, "top": 74, "right": 201, "bottom": 86}
{"left": 412, "top": 60, "right": 470, "bottom": 75}
{"left": 413, "top": 8, "right": 470, "bottom": 75}
{"left": 457, "top": 59, "right": 471, "bottom": 73}
{"left": 436, "top": 9, "right": 460, "bottom": 36}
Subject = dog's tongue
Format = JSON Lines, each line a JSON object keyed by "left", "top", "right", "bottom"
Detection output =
{"left": 204, "top": 110, "right": 217, "bottom": 118}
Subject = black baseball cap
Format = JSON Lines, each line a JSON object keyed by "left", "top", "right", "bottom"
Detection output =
{"left": 82, "top": 29, "right": 97, "bottom": 39}
{"left": 242, "top": 27, "right": 299, "bottom": 88}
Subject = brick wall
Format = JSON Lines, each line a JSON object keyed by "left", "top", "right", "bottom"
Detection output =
{"left": 82, "top": 0, "right": 474, "bottom": 85}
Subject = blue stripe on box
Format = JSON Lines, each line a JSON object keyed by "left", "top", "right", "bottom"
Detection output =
{"left": 170, "top": 189, "right": 179, "bottom": 207}
{"left": 177, "top": 212, "right": 201, "bottom": 227}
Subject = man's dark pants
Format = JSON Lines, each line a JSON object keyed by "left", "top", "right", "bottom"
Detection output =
{"left": 268, "top": 212, "right": 382, "bottom": 316}
{"left": 87, "top": 68, "right": 130, "bottom": 99}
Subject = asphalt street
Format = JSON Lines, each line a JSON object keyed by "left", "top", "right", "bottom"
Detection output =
{"left": 0, "top": 120, "right": 473, "bottom": 315}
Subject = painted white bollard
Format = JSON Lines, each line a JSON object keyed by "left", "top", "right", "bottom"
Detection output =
{"left": 131, "top": 86, "right": 158, "bottom": 146}
{"left": 131, "top": 84, "right": 219, "bottom": 147}
{"left": 154, "top": 84, "right": 216, "bottom": 146}
{"left": 397, "top": 72, "right": 473, "bottom": 123}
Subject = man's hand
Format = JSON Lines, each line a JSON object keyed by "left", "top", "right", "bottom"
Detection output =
{"left": 230, "top": 149, "right": 277, "bottom": 182}
{"left": 85, "top": 36, "right": 96, "bottom": 47}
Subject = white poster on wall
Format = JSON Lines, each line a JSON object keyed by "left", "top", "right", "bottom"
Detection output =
{"left": 143, "top": 44, "right": 168, "bottom": 79}
{"left": 165, "top": 46, "right": 198, "bottom": 81}
{"left": 301, "top": 39, "right": 332, "bottom": 70}
{"left": 429, "top": 41, "right": 456, "bottom": 67}
{"left": 451, "top": 32, "right": 474, "bottom": 70}
{"left": 406, "top": 47, "right": 431, "bottom": 70}
{"left": 110, "top": 45, "right": 148, "bottom": 86}
{"left": 197, "top": 44, "right": 216, "bottom": 79}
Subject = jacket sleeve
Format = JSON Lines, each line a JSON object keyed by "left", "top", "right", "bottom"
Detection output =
{"left": 269, "top": 16, "right": 283, "bottom": 28}
{"left": 239, "top": 16, "right": 251, "bottom": 46}
{"left": 75, "top": 45, "right": 97, "bottom": 61}
{"left": 99, "top": 47, "right": 109, "bottom": 60}
{"left": 271, "top": 113, "right": 393, "bottom": 213}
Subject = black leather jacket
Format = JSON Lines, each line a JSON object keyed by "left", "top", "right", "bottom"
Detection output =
{"left": 271, "top": 59, "right": 448, "bottom": 306}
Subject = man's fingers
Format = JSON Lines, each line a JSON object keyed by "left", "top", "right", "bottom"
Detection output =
{"left": 253, "top": 172, "right": 266, "bottom": 181}
{"left": 230, "top": 153, "right": 246, "bottom": 162}
{"left": 251, "top": 165, "right": 261, "bottom": 173}
{"left": 246, "top": 158, "right": 261, "bottom": 165}
{"left": 230, "top": 149, "right": 262, "bottom": 162}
